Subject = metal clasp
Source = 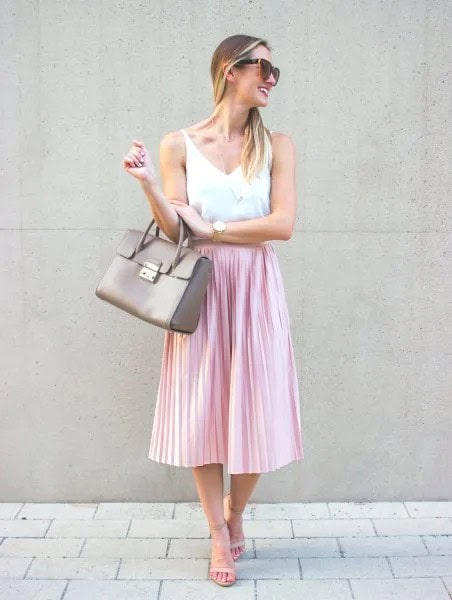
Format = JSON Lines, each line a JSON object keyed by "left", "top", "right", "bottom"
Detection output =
{"left": 138, "top": 260, "right": 161, "bottom": 282}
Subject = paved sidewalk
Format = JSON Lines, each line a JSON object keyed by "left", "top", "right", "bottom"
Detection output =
{"left": 0, "top": 501, "right": 451, "bottom": 599}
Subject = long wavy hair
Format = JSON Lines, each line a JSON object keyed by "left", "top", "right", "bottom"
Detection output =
{"left": 210, "top": 34, "right": 273, "bottom": 184}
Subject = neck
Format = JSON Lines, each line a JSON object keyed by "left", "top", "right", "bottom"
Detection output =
{"left": 210, "top": 102, "right": 250, "bottom": 140}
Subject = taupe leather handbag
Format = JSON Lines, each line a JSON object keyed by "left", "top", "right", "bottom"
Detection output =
{"left": 95, "top": 216, "right": 213, "bottom": 334}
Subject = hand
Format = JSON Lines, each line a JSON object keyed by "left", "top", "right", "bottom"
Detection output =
{"left": 123, "top": 139, "right": 158, "bottom": 184}
{"left": 170, "top": 200, "right": 213, "bottom": 239}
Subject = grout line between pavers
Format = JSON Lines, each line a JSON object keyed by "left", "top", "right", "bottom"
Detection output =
{"left": 401, "top": 501, "right": 411, "bottom": 518}
{"left": 157, "top": 579, "right": 163, "bottom": 600}
{"left": 43, "top": 519, "right": 53, "bottom": 537}
{"left": 298, "top": 556, "right": 302, "bottom": 579}
{"left": 125, "top": 519, "right": 132, "bottom": 537}
{"left": 13, "top": 504, "right": 25, "bottom": 519}
{"left": 58, "top": 580, "right": 70, "bottom": 600}
{"left": 92, "top": 503, "right": 99, "bottom": 519}
{"left": 78, "top": 537, "right": 87, "bottom": 557}
{"left": 440, "top": 576, "right": 452, "bottom": 599}
{"left": 114, "top": 557, "right": 122, "bottom": 579}
{"left": 347, "top": 578, "right": 356, "bottom": 599}
{"left": 386, "top": 555, "right": 395, "bottom": 577}
{"left": 22, "top": 556, "right": 34, "bottom": 579}
{"left": 420, "top": 534, "right": 430, "bottom": 553}
{"left": 370, "top": 518, "right": 378, "bottom": 535}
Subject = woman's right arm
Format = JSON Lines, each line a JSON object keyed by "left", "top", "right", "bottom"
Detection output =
{"left": 125, "top": 132, "right": 189, "bottom": 244}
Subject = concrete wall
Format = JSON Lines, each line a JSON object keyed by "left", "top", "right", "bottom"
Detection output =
{"left": 1, "top": 0, "right": 450, "bottom": 501}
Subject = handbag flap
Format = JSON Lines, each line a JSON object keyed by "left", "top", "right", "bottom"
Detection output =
{"left": 116, "top": 228, "right": 206, "bottom": 279}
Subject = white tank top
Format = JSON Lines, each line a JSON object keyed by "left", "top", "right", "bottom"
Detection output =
{"left": 180, "top": 128, "right": 273, "bottom": 225}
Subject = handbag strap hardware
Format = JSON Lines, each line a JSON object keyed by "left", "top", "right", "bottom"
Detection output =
{"left": 139, "top": 260, "right": 161, "bottom": 283}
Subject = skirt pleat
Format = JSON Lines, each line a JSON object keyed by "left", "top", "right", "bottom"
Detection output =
{"left": 148, "top": 239, "right": 304, "bottom": 474}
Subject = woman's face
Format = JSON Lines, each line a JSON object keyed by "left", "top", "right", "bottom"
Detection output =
{"left": 227, "top": 45, "right": 278, "bottom": 107}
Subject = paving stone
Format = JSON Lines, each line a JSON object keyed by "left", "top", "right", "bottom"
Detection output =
{"left": 0, "top": 519, "right": 50, "bottom": 537}
{"left": 329, "top": 502, "right": 408, "bottom": 519}
{"left": 128, "top": 519, "right": 209, "bottom": 538}
{"left": 293, "top": 518, "right": 375, "bottom": 537}
{"left": 234, "top": 557, "right": 300, "bottom": 579}
{"left": 350, "top": 577, "right": 450, "bottom": 599}
{"left": 257, "top": 579, "right": 353, "bottom": 599}
{"left": 46, "top": 518, "right": 129, "bottom": 538}
{"left": 423, "top": 535, "right": 452, "bottom": 555}
{"left": 0, "top": 557, "right": 32, "bottom": 578}
{"left": 236, "top": 520, "right": 292, "bottom": 538}
{"left": 0, "top": 505, "right": 23, "bottom": 519}
{"left": 389, "top": 555, "right": 452, "bottom": 577}
{"left": 173, "top": 501, "right": 253, "bottom": 519}
{"left": 63, "top": 579, "right": 160, "bottom": 599}
{"left": 27, "top": 557, "right": 119, "bottom": 579}
{"left": 299, "top": 557, "right": 392, "bottom": 579}
{"left": 373, "top": 517, "right": 452, "bottom": 536}
{"left": 253, "top": 502, "right": 329, "bottom": 520}
{"left": 17, "top": 503, "right": 97, "bottom": 519}
{"left": 161, "top": 579, "right": 255, "bottom": 599}
{"left": 0, "top": 537, "right": 83, "bottom": 557}
{"left": 95, "top": 502, "right": 174, "bottom": 519}
{"left": 405, "top": 502, "right": 452, "bottom": 518}
{"left": 168, "top": 538, "right": 217, "bottom": 559}
{"left": 443, "top": 577, "right": 452, "bottom": 594}
{"left": 81, "top": 537, "right": 168, "bottom": 558}
{"left": 0, "top": 579, "right": 67, "bottom": 600}
{"left": 339, "top": 535, "right": 427, "bottom": 557}
{"left": 118, "top": 558, "right": 208, "bottom": 579}
{"left": 255, "top": 537, "right": 340, "bottom": 558}
{"left": 1, "top": 502, "right": 451, "bottom": 597}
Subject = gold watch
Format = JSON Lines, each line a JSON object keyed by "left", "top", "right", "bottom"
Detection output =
{"left": 211, "top": 220, "right": 226, "bottom": 241}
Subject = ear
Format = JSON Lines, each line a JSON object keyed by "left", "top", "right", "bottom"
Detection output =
{"left": 223, "top": 62, "right": 233, "bottom": 82}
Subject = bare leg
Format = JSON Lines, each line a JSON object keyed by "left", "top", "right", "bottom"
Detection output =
{"left": 224, "top": 473, "right": 261, "bottom": 559}
{"left": 192, "top": 464, "right": 235, "bottom": 585}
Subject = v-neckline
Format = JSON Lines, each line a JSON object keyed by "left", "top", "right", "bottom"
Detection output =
{"left": 182, "top": 129, "right": 242, "bottom": 177}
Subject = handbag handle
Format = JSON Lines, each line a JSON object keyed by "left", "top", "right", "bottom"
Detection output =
{"left": 134, "top": 215, "right": 193, "bottom": 269}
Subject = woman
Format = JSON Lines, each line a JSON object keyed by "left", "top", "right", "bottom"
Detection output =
{"left": 123, "top": 34, "right": 304, "bottom": 588}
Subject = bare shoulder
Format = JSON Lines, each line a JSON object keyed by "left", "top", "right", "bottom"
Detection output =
{"left": 268, "top": 132, "right": 296, "bottom": 175}
{"left": 159, "top": 129, "right": 186, "bottom": 167}
{"left": 269, "top": 131, "right": 296, "bottom": 160}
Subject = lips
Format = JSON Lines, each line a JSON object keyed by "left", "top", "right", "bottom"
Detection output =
{"left": 258, "top": 86, "right": 269, "bottom": 97}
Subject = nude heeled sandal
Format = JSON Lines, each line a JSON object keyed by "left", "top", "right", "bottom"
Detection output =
{"left": 208, "top": 520, "right": 236, "bottom": 587}
{"left": 224, "top": 493, "right": 246, "bottom": 560}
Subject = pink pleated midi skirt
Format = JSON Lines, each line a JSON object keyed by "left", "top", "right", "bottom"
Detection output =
{"left": 148, "top": 239, "right": 304, "bottom": 474}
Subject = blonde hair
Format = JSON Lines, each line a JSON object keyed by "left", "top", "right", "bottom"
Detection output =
{"left": 210, "top": 34, "right": 273, "bottom": 184}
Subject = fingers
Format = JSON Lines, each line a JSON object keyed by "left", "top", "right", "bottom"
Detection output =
{"left": 125, "top": 143, "right": 146, "bottom": 167}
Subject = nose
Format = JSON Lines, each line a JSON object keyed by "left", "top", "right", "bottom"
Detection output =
{"left": 266, "top": 72, "right": 277, "bottom": 86}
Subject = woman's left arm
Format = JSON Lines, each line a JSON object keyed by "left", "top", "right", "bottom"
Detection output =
{"left": 172, "top": 133, "right": 298, "bottom": 244}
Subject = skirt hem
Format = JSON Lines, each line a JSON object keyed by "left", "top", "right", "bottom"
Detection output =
{"left": 148, "top": 453, "right": 304, "bottom": 475}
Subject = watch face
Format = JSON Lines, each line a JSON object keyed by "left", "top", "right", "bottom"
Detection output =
{"left": 213, "top": 220, "right": 226, "bottom": 232}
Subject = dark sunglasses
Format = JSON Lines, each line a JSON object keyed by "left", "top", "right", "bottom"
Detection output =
{"left": 233, "top": 58, "right": 280, "bottom": 85}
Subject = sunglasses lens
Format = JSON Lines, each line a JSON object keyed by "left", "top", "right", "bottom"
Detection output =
{"left": 260, "top": 59, "right": 279, "bottom": 85}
